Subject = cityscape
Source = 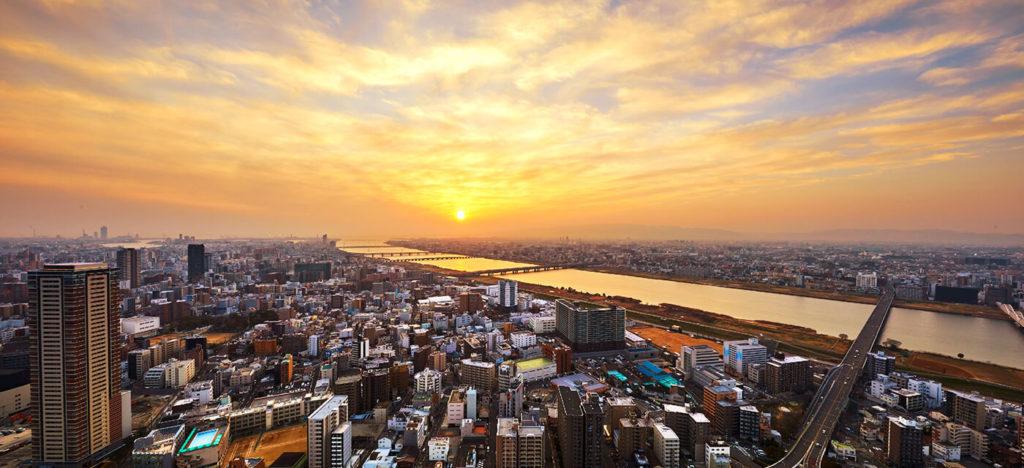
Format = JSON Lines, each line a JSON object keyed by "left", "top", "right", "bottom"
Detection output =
{"left": 1, "top": 1, "right": 1023, "bottom": 468}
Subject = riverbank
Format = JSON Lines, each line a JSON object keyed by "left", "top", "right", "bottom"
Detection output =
{"left": 405, "top": 262, "right": 1024, "bottom": 400}
{"left": 589, "top": 266, "right": 1008, "bottom": 321}
{"left": 387, "top": 241, "right": 1007, "bottom": 321}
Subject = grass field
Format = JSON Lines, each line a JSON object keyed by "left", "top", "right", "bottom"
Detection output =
{"left": 630, "top": 325, "right": 723, "bottom": 353}
{"left": 224, "top": 425, "right": 307, "bottom": 464}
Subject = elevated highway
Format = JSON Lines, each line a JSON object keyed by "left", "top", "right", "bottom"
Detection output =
{"left": 770, "top": 285, "right": 896, "bottom": 467}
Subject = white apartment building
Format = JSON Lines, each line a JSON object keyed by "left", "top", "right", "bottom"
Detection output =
{"left": 415, "top": 369, "right": 443, "bottom": 394}
{"left": 428, "top": 437, "right": 450, "bottom": 462}
{"left": 653, "top": 423, "right": 680, "bottom": 468}
{"left": 509, "top": 331, "right": 537, "bottom": 349}
{"left": 529, "top": 316, "right": 556, "bottom": 334}
{"left": 308, "top": 395, "right": 349, "bottom": 468}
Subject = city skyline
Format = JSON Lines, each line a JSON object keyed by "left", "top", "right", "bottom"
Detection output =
{"left": 1, "top": 0, "right": 1023, "bottom": 238}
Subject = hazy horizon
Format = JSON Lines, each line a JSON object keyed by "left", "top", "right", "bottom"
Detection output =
{"left": 2, "top": 1, "right": 1023, "bottom": 238}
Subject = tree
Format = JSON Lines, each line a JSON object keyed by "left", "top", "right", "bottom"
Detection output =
{"left": 957, "top": 353, "right": 964, "bottom": 359}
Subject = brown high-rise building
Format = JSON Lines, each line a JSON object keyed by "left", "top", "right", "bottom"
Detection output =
{"left": 429, "top": 350, "right": 447, "bottom": 371}
{"left": 28, "top": 263, "right": 125, "bottom": 465}
{"left": 764, "top": 355, "right": 810, "bottom": 395}
{"left": 887, "top": 416, "right": 924, "bottom": 467}
{"left": 116, "top": 248, "right": 140, "bottom": 289}
{"left": 556, "top": 387, "right": 604, "bottom": 468}
{"left": 946, "top": 390, "right": 986, "bottom": 431}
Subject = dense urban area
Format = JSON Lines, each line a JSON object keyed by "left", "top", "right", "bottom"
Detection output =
{"left": 0, "top": 233, "right": 1021, "bottom": 468}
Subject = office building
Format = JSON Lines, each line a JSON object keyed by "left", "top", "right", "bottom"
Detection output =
{"left": 99, "top": 225, "right": 108, "bottom": 240}
{"left": 554, "top": 299, "right": 625, "bottom": 352}
{"left": 307, "top": 395, "right": 349, "bottom": 468}
{"left": 680, "top": 345, "right": 723, "bottom": 378}
{"left": 723, "top": 338, "right": 767, "bottom": 376}
{"left": 764, "top": 355, "right": 810, "bottom": 394}
{"left": 116, "top": 247, "right": 141, "bottom": 289}
{"left": 294, "top": 262, "right": 332, "bottom": 282}
{"left": 652, "top": 423, "right": 681, "bottom": 468}
{"left": 498, "top": 280, "right": 518, "bottom": 311}
{"left": 887, "top": 416, "right": 924, "bottom": 467}
{"left": 187, "top": 244, "right": 206, "bottom": 283}
{"left": 28, "top": 263, "right": 125, "bottom": 465}
{"left": 556, "top": 387, "right": 604, "bottom": 468}
{"left": 121, "top": 315, "right": 160, "bottom": 336}
{"left": 496, "top": 418, "right": 544, "bottom": 468}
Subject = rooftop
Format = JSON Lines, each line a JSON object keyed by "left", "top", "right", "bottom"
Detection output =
{"left": 515, "top": 357, "right": 554, "bottom": 372}
{"left": 40, "top": 262, "right": 108, "bottom": 272}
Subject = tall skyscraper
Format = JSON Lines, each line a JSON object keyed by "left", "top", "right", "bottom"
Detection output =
{"left": 554, "top": 299, "right": 625, "bottom": 352}
{"left": 99, "top": 225, "right": 108, "bottom": 240}
{"left": 308, "top": 395, "right": 349, "bottom": 468}
{"left": 187, "top": 243, "right": 206, "bottom": 283}
{"left": 116, "top": 247, "right": 140, "bottom": 289}
{"left": 28, "top": 263, "right": 124, "bottom": 465}
{"left": 498, "top": 279, "right": 518, "bottom": 311}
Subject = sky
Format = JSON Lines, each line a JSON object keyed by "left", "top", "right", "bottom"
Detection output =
{"left": 1, "top": 0, "right": 1022, "bottom": 239}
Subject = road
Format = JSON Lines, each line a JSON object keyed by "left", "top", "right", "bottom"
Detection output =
{"left": 769, "top": 285, "right": 895, "bottom": 468}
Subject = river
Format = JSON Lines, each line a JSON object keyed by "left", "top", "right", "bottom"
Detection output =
{"left": 499, "top": 268, "right": 1024, "bottom": 369}
{"left": 339, "top": 244, "right": 1024, "bottom": 369}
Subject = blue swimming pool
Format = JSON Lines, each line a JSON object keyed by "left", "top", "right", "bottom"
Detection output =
{"left": 180, "top": 428, "right": 222, "bottom": 453}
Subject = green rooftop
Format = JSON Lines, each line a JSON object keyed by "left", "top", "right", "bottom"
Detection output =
{"left": 516, "top": 357, "right": 554, "bottom": 372}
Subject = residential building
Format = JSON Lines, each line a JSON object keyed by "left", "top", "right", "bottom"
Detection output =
{"left": 28, "top": 263, "right": 125, "bottom": 465}
{"left": 556, "top": 387, "right": 604, "bottom": 468}
{"left": 496, "top": 418, "right": 544, "bottom": 468}
{"left": 887, "top": 416, "right": 924, "bottom": 467}
{"left": 652, "top": 423, "right": 680, "bottom": 468}
{"left": 555, "top": 299, "right": 625, "bottom": 352}
{"left": 764, "top": 355, "right": 810, "bottom": 394}
{"left": 308, "top": 395, "right": 349, "bottom": 468}
{"left": 498, "top": 280, "right": 518, "bottom": 311}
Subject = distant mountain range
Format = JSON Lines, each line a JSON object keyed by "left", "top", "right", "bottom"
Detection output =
{"left": 506, "top": 224, "right": 1024, "bottom": 246}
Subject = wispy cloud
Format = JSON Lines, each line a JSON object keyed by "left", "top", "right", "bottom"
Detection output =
{"left": 0, "top": 0, "right": 1021, "bottom": 236}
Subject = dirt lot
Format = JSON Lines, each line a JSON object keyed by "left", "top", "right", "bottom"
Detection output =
{"left": 132, "top": 394, "right": 173, "bottom": 432}
{"left": 630, "top": 325, "right": 723, "bottom": 354}
{"left": 204, "top": 332, "right": 236, "bottom": 346}
{"left": 225, "top": 425, "right": 307, "bottom": 464}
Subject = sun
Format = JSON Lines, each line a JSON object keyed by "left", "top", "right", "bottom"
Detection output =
{"left": 455, "top": 209, "right": 466, "bottom": 221}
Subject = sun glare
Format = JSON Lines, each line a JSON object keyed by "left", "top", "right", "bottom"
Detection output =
{"left": 455, "top": 209, "right": 466, "bottom": 221}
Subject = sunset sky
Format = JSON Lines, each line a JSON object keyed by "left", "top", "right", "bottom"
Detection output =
{"left": 1, "top": 0, "right": 1022, "bottom": 238}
